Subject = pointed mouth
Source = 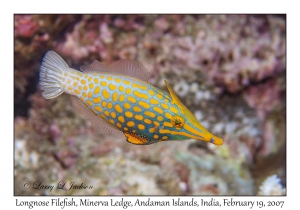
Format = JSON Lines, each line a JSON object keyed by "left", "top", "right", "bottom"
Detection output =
{"left": 193, "top": 135, "right": 223, "bottom": 145}
{"left": 182, "top": 123, "right": 223, "bottom": 145}
{"left": 209, "top": 136, "right": 223, "bottom": 145}
{"left": 186, "top": 134, "right": 223, "bottom": 146}
{"left": 160, "top": 123, "right": 223, "bottom": 146}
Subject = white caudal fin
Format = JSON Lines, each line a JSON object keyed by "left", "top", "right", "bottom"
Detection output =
{"left": 39, "top": 51, "right": 69, "bottom": 99}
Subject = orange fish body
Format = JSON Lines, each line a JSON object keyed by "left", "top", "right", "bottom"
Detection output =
{"left": 40, "top": 51, "right": 223, "bottom": 145}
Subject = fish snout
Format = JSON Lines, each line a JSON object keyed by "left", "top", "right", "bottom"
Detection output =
{"left": 210, "top": 135, "right": 223, "bottom": 145}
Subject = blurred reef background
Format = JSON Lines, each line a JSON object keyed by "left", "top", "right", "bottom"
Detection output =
{"left": 14, "top": 14, "right": 286, "bottom": 195}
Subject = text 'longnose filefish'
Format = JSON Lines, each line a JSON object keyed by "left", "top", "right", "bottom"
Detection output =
{"left": 39, "top": 51, "right": 223, "bottom": 145}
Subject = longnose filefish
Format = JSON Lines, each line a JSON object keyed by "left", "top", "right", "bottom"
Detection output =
{"left": 39, "top": 51, "right": 223, "bottom": 145}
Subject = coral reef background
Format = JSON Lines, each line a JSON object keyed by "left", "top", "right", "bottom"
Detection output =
{"left": 14, "top": 14, "right": 286, "bottom": 195}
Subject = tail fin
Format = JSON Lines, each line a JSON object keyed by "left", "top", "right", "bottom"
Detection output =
{"left": 39, "top": 51, "right": 69, "bottom": 99}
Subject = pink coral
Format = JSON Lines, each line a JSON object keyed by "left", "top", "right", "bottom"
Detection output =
{"left": 14, "top": 15, "right": 38, "bottom": 38}
{"left": 243, "top": 79, "right": 283, "bottom": 120}
{"left": 50, "top": 124, "right": 61, "bottom": 141}
{"left": 155, "top": 17, "right": 170, "bottom": 31}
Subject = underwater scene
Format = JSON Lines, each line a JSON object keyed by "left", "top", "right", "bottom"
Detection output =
{"left": 14, "top": 14, "right": 286, "bottom": 195}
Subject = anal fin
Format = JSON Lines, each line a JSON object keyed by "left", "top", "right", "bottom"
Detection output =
{"left": 70, "top": 96, "right": 126, "bottom": 141}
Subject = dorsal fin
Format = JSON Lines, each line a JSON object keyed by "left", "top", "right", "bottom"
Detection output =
{"left": 70, "top": 95, "right": 126, "bottom": 141}
{"left": 106, "top": 60, "right": 150, "bottom": 82}
{"left": 80, "top": 59, "right": 150, "bottom": 82}
{"left": 80, "top": 60, "right": 107, "bottom": 73}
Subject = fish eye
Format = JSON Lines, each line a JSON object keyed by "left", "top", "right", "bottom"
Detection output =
{"left": 171, "top": 116, "right": 185, "bottom": 129}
